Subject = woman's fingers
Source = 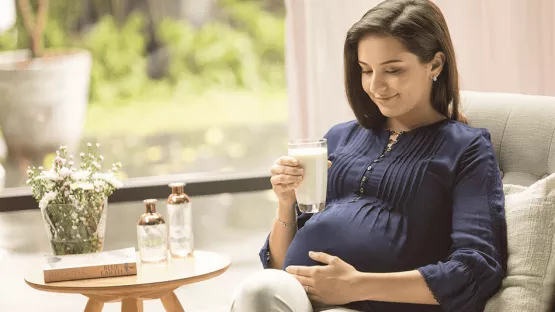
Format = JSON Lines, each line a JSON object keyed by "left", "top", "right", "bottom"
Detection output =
{"left": 290, "top": 274, "right": 314, "bottom": 288}
{"left": 272, "top": 182, "right": 300, "bottom": 196}
{"left": 270, "top": 164, "right": 304, "bottom": 176}
{"left": 271, "top": 174, "right": 303, "bottom": 185}
{"left": 276, "top": 156, "right": 299, "bottom": 167}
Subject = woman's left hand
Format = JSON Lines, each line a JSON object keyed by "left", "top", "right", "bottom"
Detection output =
{"left": 285, "top": 251, "right": 360, "bottom": 305}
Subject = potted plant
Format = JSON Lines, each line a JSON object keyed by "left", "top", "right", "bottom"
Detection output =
{"left": 27, "top": 143, "right": 122, "bottom": 255}
{"left": 0, "top": 0, "right": 91, "bottom": 188}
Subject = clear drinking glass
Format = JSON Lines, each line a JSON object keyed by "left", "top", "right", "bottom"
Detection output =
{"left": 288, "top": 139, "right": 328, "bottom": 213}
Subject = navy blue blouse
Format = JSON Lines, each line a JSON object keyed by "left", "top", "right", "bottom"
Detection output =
{"left": 259, "top": 119, "right": 507, "bottom": 312}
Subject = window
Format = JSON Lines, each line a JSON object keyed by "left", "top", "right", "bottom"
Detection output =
{"left": 0, "top": 0, "right": 286, "bottom": 189}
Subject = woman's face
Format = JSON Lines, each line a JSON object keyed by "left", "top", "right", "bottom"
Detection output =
{"left": 357, "top": 35, "right": 438, "bottom": 119}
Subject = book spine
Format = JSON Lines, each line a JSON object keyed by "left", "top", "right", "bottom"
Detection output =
{"left": 44, "top": 262, "right": 137, "bottom": 283}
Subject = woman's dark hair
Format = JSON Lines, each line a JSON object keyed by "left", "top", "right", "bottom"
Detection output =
{"left": 344, "top": 0, "right": 466, "bottom": 131}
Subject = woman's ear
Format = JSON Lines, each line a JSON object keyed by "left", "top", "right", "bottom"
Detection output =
{"left": 431, "top": 51, "right": 446, "bottom": 78}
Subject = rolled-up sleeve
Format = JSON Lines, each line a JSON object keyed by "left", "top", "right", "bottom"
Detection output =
{"left": 418, "top": 130, "right": 508, "bottom": 311}
{"left": 259, "top": 234, "right": 272, "bottom": 269}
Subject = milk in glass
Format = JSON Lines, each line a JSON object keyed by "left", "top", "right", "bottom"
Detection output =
{"left": 288, "top": 139, "right": 328, "bottom": 213}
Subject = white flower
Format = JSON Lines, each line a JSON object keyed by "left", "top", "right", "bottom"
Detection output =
{"left": 93, "top": 179, "right": 106, "bottom": 188}
{"left": 87, "top": 143, "right": 92, "bottom": 147}
{"left": 77, "top": 183, "right": 94, "bottom": 191}
{"left": 71, "top": 212, "right": 78, "bottom": 219}
{"left": 96, "top": 143, "right": 100, "bottom": 148}
{"left": 72, "top": 170, "right": 90, "bottom": 181}
{"left": 39, "top": 191, "right": 57, "bottom": 210}
{"left": 27, "top": 145, "right": 122, "bottom": 209}
{"left": 59, "top": 167, "right": 71, "bottom": 178}
{"left": 44, "top": 181, "right": 55, "bottom": 190}
{"left": 95, "top": 172, "right": 123, "bottom": 188}
{"left": 54, "top": 156, "right": 67, "bottom": 167}
{"left": 43, "top": 170, "right": 61, "bottom": 182}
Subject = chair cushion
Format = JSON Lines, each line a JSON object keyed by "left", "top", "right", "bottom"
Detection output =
{"left": 485, "top": 173, "right": 555, "bottom": 312}
{"left": 462, "top": 91, "right": 555, "bottom": 185}
{"left": 502, "top": 172, "right": 540, "bottom": 187}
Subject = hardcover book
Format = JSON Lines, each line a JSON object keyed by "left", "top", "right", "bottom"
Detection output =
{"left": 43, "top": 247, "right": 137, "bottom": 283}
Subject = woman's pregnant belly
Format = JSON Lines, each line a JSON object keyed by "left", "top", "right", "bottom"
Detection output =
{"left": 283, "top": 201, "right": 409, "bottom": 273}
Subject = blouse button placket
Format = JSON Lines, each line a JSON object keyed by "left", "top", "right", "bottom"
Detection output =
{"left": 357, "top": 132, "right": 402, "bottom": 196}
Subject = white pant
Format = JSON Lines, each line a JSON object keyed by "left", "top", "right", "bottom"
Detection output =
{"left": 230, "top": 269, "right": 360, "bottom": 312}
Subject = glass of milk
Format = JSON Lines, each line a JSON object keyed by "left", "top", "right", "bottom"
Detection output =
{"left": 288, "top": 139, "right": 328, "bottom": 213}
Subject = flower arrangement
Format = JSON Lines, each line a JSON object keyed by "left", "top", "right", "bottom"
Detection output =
{"left": 26, "top": 143, "right": 123, "bottom": 255}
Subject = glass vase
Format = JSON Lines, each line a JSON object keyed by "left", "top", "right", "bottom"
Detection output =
{"left": 41, "top": 198, "right": 108, "bottom": 255}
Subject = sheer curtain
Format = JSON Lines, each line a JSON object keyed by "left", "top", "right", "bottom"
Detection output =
{"left": 285, "top": 0, "right": 555, "bottom": 139}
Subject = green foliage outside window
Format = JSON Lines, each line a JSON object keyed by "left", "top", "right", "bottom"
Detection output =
{"left": 0, "top": 0, "right": 286, "bottom": 107}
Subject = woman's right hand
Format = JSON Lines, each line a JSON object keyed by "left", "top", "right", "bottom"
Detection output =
{"left": 270, "top": 157, "right": 332, "bottom": 206}
{"left": 270, "top": 156, "right": 304, "bottom": 205}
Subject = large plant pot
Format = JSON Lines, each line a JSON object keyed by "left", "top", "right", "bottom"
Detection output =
{"left": 0, "top": 49, "right": 92, "bottom": 187}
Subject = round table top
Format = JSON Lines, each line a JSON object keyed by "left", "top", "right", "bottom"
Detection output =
{"left": 25, "top": 250, "right": 231, "bottom": 295}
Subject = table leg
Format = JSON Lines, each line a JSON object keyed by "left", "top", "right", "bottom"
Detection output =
{"left": 84, "top": 299, "right": 104, "bottom": 312}
{"left": 160, "top": 292, "right": 185, "bottom": 312}
{"left": 121, "top": 298, "right": 143, "bottom": 312}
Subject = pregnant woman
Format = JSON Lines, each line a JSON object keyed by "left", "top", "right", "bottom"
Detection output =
{"left": 231, "top": 0, "right": 507, "bottom": 311}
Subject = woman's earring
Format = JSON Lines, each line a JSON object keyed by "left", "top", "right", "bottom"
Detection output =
{"left": 432, "top": 76, "right": 437, "bottom": 82}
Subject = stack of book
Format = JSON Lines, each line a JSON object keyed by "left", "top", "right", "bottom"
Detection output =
{"left": 43, "top": 247, "right": 138, "bottom": 283}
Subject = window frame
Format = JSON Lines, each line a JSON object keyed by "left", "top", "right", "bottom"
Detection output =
{"left": 0, "top": 171, "right": 272, "bottom": 212}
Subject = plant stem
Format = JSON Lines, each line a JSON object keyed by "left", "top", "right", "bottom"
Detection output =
{"left": 16, "top": 0, "right": 49, "bottom": 58}
{"left": 17, "top": 0, "right": 36, "bottom": 54}
{"left": 34, "top": 0, "right": 50, "bottom": 57}
{"left": 92, "top": 0, "right": 103, "bottom": 18}
{"left": 113, "top": 0, "right": 126, "bottom": 28}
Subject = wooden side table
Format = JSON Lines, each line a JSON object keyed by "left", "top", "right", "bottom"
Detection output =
{"left": 25, "top": 250, "right": 231, "bottom": 312}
